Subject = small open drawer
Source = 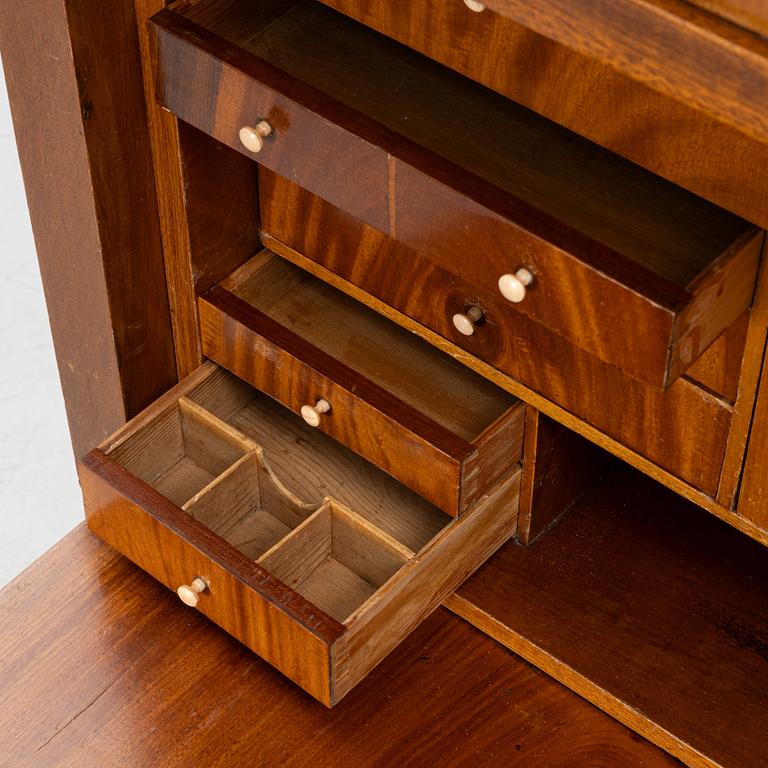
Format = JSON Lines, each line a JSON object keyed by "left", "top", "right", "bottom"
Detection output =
{"left": 199, "top": 251, "right": 524, "bottom": 517}
{"left": 79, "top": 363, "right": 520, "bottom": 705}
{"left": 150, "top": 0, "right": 764, "bottom": 389}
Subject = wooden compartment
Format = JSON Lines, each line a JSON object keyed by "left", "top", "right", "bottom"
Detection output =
{"left": 199, "top": 251, "right": 524, "bottom": 517}
{"left": 150, "top": 0, "right": 763, "bottom": 389}
{"left": 260, "top": 501, "right": 410, "bottom": 623}
{"left": 79, "top": 363, "right": 521, "bottom": 706}
{"left": 259, "top": 171, "right": 738, "bottom": 498}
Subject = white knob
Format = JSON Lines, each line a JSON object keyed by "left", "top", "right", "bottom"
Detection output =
{"left": 498, "top": 268, "right": 534, "bottom": 303}
{"left": 239, "top": 120, "right": 272, "bottom": 153}
{"left": 464, "top": 0, "right": 486, "bottom": 10}
{"left": 300, "top": 398, "right": 330, "bottom": 427}
{"left": 177, "top": 577, "right": 207, "bottom": 607}
{"left": 452, "top": 305, "right": 484, "bottom": 336}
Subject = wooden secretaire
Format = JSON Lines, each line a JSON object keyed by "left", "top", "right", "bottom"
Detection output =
{"left": 2, "top": 0, "right": 767, "bottom": 765}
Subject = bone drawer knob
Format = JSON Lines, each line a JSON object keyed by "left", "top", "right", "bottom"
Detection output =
{"left": 239, "top": 121, "right": 272, "bottom": 153}
{"left": 452, "top": 305, "right": 484, "bottom": 336}
{"left": 498, "top": 268, "right": 534, "bottom": 303}
{"left": 464, "top": 0, "right": 486, "bottom": 10}
{"left": 177, "top": 577, "right": 207, "bottom": 607}
{"left": 300, "top": 398, "right": 331, "bottom": 427}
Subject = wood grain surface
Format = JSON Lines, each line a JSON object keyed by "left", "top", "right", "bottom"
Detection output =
{"left": 517, "top": 409, "right": 613, "bottom": 544}
{"left": 448, "top": 467, "right": 768, "bottom": 768}
{"left": 738, "top": 337, "right": 768, "bottom": 530}
{"left": 0, "top": 524, "right": 684, "bottom": 767}
{"left": 319, "top": 0, "right": 768, "bottom": 228}
{"left": 200, "top": 253, "right": 523, "bottom": 516}
{"left": 260, "top": 173, "right": 733, "bottom": 498}
{"left": 0, "top": 0, "right": 177, "bottom": 455}
{"left": 152, "top": 0, "right": 761, "bottom": 388}
{"left": 482, "top": 0, "right": 768, "bottom": 146}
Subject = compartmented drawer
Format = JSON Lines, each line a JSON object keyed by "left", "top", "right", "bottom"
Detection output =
{"left": 151, "top": 0, "right": 763, "bottom": 390}
{"left": 199, "top": 252, "right": 524, "bottom": 517}
{"left": 79, "top": 363, "right": 521, "bottom": 705}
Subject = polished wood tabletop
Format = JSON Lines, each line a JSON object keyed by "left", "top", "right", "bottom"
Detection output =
{"left": 0, "top": 524, "right": 682, "bottom": 767}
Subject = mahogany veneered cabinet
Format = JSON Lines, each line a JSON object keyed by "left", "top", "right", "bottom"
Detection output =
{"left": 1, "top": 0, "right": 767, "bottom": 765}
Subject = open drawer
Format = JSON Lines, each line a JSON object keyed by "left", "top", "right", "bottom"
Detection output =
{"left": 150, "top": 0, "right": 764, "bottom": 389}
{"left": 199, "top": 251, "right": 524, "bottom": 517}
{"left": 79, "top": 363, "right": 521, "bottom": 705}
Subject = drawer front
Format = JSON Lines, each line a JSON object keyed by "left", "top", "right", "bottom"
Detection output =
{"left": 199, "top": 255, "right": 523, "bottom": 517}
{"left": 79, "top": 363, "right": 520, "bottom": 705}
{"left": 392, "top": 161, "right": 763, "bottom": 389}
{"left": 151, "top": 0, "right": 762, "bottom": 390}
{"left": 151, "top": 7, "right": 389, "bottom": 231}
{"left": 261, "top": 171, "right": 733, "bottom": 496}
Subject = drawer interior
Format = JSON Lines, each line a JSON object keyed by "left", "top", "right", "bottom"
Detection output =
{"left": 224, "top": 255, "right": 515, "bottom": 445}
{"left": 107, "top": 366, "right": 450, "bottom": 558}
{"left": 87, "top": 363, "right": 520, "bottom": 703}
{"left": 170, "top": 0, "right": 751, "bottom": 288}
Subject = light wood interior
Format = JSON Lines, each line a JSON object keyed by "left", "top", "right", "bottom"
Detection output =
{"left": 227, "top": 253, "right": 516, "bottom": 442}
{"left": 260, "top": 501, "right": 412, "bottom": 622}
{"left": 183, "top": 451, "right": 317, "bottom": 559}
{"left": 187, "top": 0, "right": 752, "bottom": 286}
{"left": 107, "top": 363, "right": 466, "bottom": 627}
{"left": 109, "top": 399, "right": 249, "bottom": 505}
{"left": 187, "top": 366, "right": 450, "bottom": 552}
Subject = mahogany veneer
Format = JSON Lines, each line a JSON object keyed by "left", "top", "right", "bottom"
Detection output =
{"left": 199, "top": 252, "right": 524, "bottom": 516}
{"left": 150, "top": 0, "right": 763, "bottom": 390}
{"left": 79, "top": 362, "right": 521, "bottom": 704}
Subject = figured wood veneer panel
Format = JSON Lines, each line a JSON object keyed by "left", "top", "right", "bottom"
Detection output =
{"left": 319, "top": 0, "right": 768, "bottom": 228}
{"left": 154, "top": 0, "right": 761, "bottom": 388}
{"left": 260, "top": 172, "right": 732, "bottom": 496}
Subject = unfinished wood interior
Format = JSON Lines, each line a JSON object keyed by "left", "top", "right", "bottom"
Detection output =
{"left": 224, "top": 253, "right": 516, "bottom": 443}
{"left": 106, "top": 366, "right": 456, "bottom": 569}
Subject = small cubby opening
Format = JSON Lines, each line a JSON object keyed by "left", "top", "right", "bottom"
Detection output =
{"left": 108, "top": 399, "right": 249, "bottom": 506}
{"left": 183, "top": 451, "right": 318, "bottom": 559}
{"left": 259, "top": 501, "right": 412, "bottom": 623}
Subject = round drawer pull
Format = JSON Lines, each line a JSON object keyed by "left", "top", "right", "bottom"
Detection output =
{"left": 239, "top": 120, "right": 273, "bottom": 153}
{"left": 300, "top": 398, "right": 331, "bottom": 427}
{"left": 464, "top": 0, "right": 486, "bottom": 10}
{"left": 452, "top": 305, "right": 484, "bottom": 336}
{"left": 498, "top": 268, "right": 534, "bottom": 303}
{"left": 177, "top": 577, "right": 207, "bottom": 607}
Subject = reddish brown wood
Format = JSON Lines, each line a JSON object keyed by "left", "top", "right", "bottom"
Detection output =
{"left": 80, "top": 448, "right": 341, "bottom": 704}
{"left": 151, "top": 4, "right": 390, "bottom": 230}
{"left": 449, "top": 467, "right": 768, "bottom": 768}
{"left": 199, "top": 256, "right": 523, "bottom": 517}
{"left": 518, "top": 409, "right": 613, "bottom": 544}
{"left": 319, "top": 0, "right": 768, "bottom": 228}
{"left": 150, "top": 0, "right": 761, "bottom": 389}
{"left": 738, "top": 340, "right": 768, "bottom": 529}
{"left": 685, "top": 312, "right": 749, "bottom": 403}
{"left": 178, "top": 123, "right": 262, "bottom": 297}
{"left": 687, "top": 0, "right": 768, "bottom": 36}
{"left": 0, "top": 525, "right": 682, "bottom": 767}
{"left": 482, "top": 0, "right": 768, "bottom": 146}
{"left": 393, "top": 161, "right": 762, "bottom": 389}
{"left": 260, "top": 171, "right": 734, "bottom": 497}
{"left": 0, "top": 0, "right": 177, "bottom": 455}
